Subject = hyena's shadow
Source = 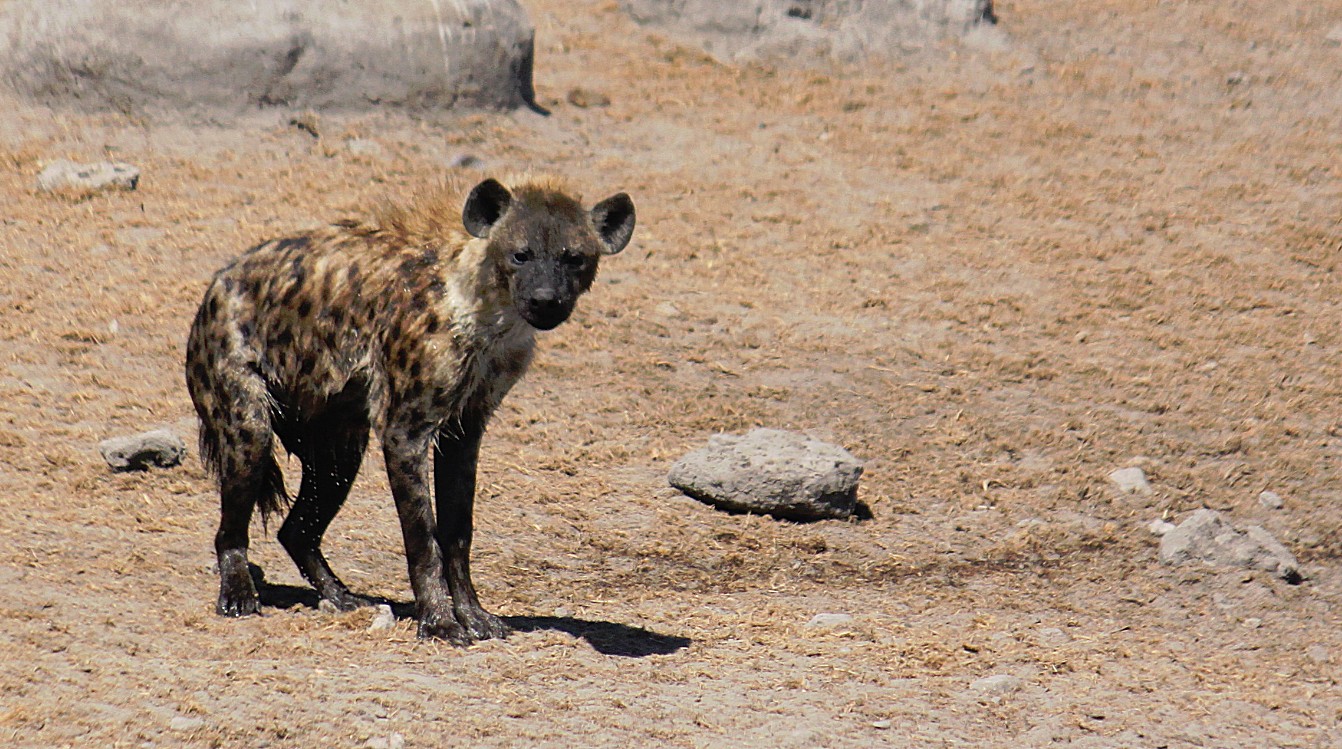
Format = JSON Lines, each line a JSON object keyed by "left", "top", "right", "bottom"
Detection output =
{"left": 249, "top": 565, "right": 691, "bottom": 658}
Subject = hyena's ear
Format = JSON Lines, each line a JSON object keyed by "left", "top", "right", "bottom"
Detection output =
{"left": 591, "top": 192, "right": 636, "bottom": 255}
{"left": 462, "top": 178, "right": 513, "bottom": 238}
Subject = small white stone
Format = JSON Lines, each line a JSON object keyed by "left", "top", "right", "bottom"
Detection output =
{"left": 1242, "top": 617, "right": 1262, "bottom": 629}
{"left": 1149, "top": 518, "right": 1176, "bottom": 536}
{"left": 653, "top": 301, "right": 683, "bottom": 318}
{"left": 1258, "top": 491, "right": 1284, "bottom": 510}
{"left": 367, "top": 604, "right": 396, "bottom": 632}
{"left": 344, "top": 138, "right": 385, "bottom": 158}
{"left": 169, "top": 716, "right": 205, "bottom": 731}
{"left": 37, "top": 159, "right": 140, "bottom": 192}
{"left": 1109, "top": 467, "right": 1152, "bottom": 495}
{"left": 871, "top": 719, "right": 892, "bottom": 729}
{"left": 969, "top": 673, "right": 1023, "bottom": 696}
{"left": 805, "top": 612, "right": 854, "bottom": 628}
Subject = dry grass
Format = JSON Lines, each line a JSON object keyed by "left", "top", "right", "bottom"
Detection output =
{"left": 0, "top": 0, "right": 1340, "bottom": 745}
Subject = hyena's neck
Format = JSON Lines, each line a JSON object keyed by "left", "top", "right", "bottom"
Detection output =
{"left": 441, "top": 239, "right": 535, "bottom": 353}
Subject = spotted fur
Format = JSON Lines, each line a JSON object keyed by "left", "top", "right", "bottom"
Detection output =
{"left": 185, "top": 175, "right": 635, "bottom": 643}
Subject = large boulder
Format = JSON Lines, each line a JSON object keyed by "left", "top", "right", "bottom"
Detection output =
{"left": 620, "top": 0, "right": 998, "bottom": 64}
{"left": 0, "top": 0, "right": 539, "bottom": 116}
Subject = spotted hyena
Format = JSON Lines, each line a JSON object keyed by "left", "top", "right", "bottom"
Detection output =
{"left": 185, "top": 176, "right": 635, "bottom": 643}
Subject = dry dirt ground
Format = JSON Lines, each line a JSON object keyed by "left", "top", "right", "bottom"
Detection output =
{"left": 2, "top": 1, "right": 1341, "bottom": 746}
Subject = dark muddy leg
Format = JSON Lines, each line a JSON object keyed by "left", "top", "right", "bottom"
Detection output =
{"left": 210, "top": 378, "right": 284, "bottom": 618}
{"left": 385, "top": 427, "right": 468, "bottom": 644}
{"left": 278, "top": 422, "right": 373, "bottom": 611}
{"left": 435, "top": 425, "right": 510, "bottom": 641}
{"left": 216, "top": 474, "right": 261, "bottom": 617}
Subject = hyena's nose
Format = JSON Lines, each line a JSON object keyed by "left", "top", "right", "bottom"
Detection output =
{"left": 530, "top": 287, "right": 556, "bottom": 304}
{"left": 522, "top": 288, "right": 570, "bottom": 330}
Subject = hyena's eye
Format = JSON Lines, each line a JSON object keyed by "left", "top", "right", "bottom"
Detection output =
{"left": 509, "top": 249, "right": 532, "bottom": 267}
{"left": 561, "top": 251, "right": 588, "bottom": 268}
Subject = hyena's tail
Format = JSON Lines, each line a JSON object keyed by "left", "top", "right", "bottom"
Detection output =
{"left": 186, "top": 303, "right": 291, "bottom": 525}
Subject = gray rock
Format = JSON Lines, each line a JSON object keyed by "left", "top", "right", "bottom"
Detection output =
{"left": 969, "top": 673, "right": 1023, "bottom": 696}
{"left": 364, "top": 735, "right": 406, "bottom": 749}
{"left": 805, "top": 612, "right": 854, "bottom": 628}
{"left": 668, "top": 428, "right": 863, "bottom": 521}
{"left": 37, "top": 160, "right": 140, "bottom": 193}
{"left": 367, "top": 604, "right": 396, "bottom": 632}
{"left": 98, "top": 429, "right": 185, "bottom": 471}
{"left": 620, "top": 0, "right": 998, "bottom": 64}
{"left": 1109, "top": 466, "right": 1152, "bottom": 495}
{"left": 1258, "top": 490, "right": 1284, "bottom": 510}
{"left": 1, "top": 0, "right": 540, "bottom": 117}
{"left": 1158, "top": 509, "right": 1302, "bottom": 583}
{"left": 169, "top": 716, "right": 205, "bottom": 731}
{"left": 1327, "top": 24, "right": 1342, "bottom": 45}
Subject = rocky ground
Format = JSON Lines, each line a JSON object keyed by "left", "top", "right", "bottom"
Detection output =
{"left": 1, "top": 0, "right": 1340, "bottom": 746}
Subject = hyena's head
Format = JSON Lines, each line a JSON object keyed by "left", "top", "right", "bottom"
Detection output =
{"left": 463, "top": 177, "right": 635, "bottom": 331}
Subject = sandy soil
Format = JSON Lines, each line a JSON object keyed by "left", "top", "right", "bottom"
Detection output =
{"left": 1, "top": 1, "right": 1341, "bottom": 746}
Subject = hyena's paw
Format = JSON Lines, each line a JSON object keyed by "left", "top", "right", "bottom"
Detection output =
{"left": 216, "top": 579, "right": 260, "bottom": 617}
{"left": 455, "top": 604, "right": 512, "bottom": 641}
{"left": 417, "top": 611, "right": 471, "bottom": 646}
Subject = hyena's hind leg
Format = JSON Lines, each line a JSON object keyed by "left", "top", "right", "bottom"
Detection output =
{"left": 277, "top": 412, "right": 376, "bottom": 611}
{"left": 189, "top": 346, "right": 288, "bottom": 617}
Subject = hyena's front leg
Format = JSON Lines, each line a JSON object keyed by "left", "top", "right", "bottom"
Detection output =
{"left": 435, "top": 427, "right": 511, "bottom": 641}
{"left": 382, "top": 426, "right": 470, "bottom": 644}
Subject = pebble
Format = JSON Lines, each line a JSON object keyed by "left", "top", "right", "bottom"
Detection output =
{"left": 1108, "top": 466, "right": 1152, "bottom": 495}
{"left": 1148, "top": 518, "right": 1176, "bottom": 536}
{"left": 653, "top": 301, "right": 683, "bottom": 319}
{"left": 98, "top": 429, "right": 186, "bottom": 471}
{"left": 1258, "top": 491, "right": 1284, "bottom": 510}
{"left": 871, "top": 719, "right": 892, "bottom": 729}
{"left": 1327, "top": 24, "right": 1342, "bottom": 44}
{"left": 37, "top": 159, "right": 140, "bottom": 193}
{"left": 969, "top": 673, "right": 1023, "bottom": 696}
{"left": 364, "top": 735, "right": 405, "bottom": 749}
{"left": 368, "top": 604, "right": 396, "bottom": 632}
{"left": 805, "top": 612, "right": 854, "bottom": 628}
{"left": 1306, "top": 645, "right": 1329, "bottom": 663}
{"left": 344, "top": 138, "right": 385, "bottom": 158}
{"left": 1242, "top": 617, "right": 1262, "bottom": 629}
{"left": 169, "top": 716, "right": 205, "bottom": 731}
